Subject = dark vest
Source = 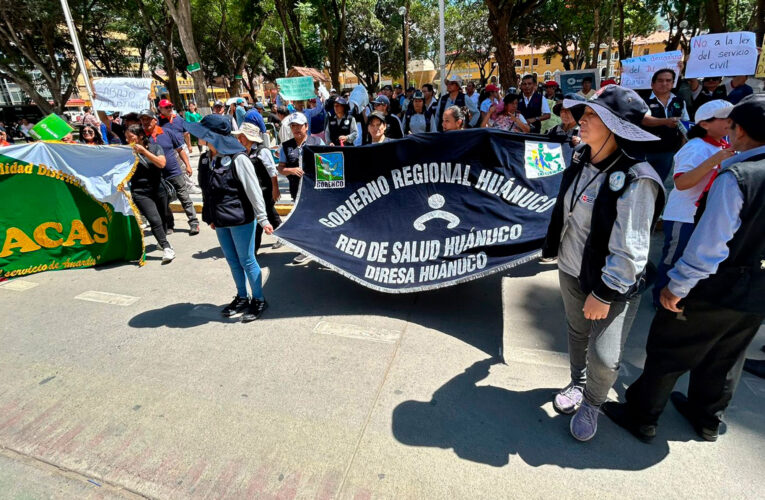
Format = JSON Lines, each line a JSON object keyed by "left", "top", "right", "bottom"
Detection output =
{"left": 436, "top": 92, "right": 466, "bottom": 132}
{"left": 688, "top": 153, "right": 765, "bottom": 314}
{"left": 282, "top": 136, "right": 322, "bottom": 193}
{"left": 543, "top": 145, "right": 666, "bottom": 301}
{"left": 327, "top": 115, "right": 353, "bottom": 144}
{"left": 642, "top": 95, "right": 684, "bottom": 153}
{"left": 198, "top": 152, "right": 254, "bottom": 228}
{"left": 248, "top": 144, "right": 272, "bottom": 194}
{"left": 518, "top": 93, "right": 544, "bottom": 132}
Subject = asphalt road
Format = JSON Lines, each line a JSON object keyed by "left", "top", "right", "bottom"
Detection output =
{"left": 1, "top": 217, "right": 764, "bottom": 499}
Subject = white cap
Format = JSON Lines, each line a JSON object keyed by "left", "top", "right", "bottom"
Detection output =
{"left": 445, "top": 74, "right": 463, "bottom": 85}
{"left": 287, "top": 112, "right": 308, "bottom": 125}
{"left": 696, "top": 99, "right": 733, "bottom": 122}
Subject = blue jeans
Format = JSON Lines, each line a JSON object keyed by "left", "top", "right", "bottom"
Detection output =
{"left": 215, "top": 222, "right": 264, "bottom": 300}
{"left": 652, "top": 220, "right": 695, "bottom": 307}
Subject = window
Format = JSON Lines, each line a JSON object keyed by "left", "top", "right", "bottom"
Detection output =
{"left": 545, "top": 55, "right": 551, "bottom": 64}
{"left": 514, "top": 59, "right": 521, "bottom": 67}
{"left": 601, "top": 51, "right": 607, "bottom": 61}
{"left": 601, "top": 68, "right": 607, "bottom": 77}
{"left": 533, "top": 58, "right": 538, "bottom": 66}
{"left": 643, "top": 49, "right": 650, "bottom": 55}
{"left": 524, "top": 58, "right": 529, "bottom": 66}
{"left": 613, "top": 51, "right": 619, "bottom": 60}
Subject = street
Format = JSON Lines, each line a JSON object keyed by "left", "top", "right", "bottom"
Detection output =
{"left": 1, "top": 214, "right": 763, "bottom": 499}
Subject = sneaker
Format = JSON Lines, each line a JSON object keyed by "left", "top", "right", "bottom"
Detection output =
{"left": 602, "top": 401, "right": 656, "bottom": 443}
{"left": 272, "top": 240, "right": 283, "bottom": 250}
{"left": 292, "top": 253, "right": 309, "bottom": 264}
{"left": 553, "top": 384, "right": 584, "bottom": 415}
{"left": 539, "top": 256, "right": 558, "bottom": 265}
{"left": 161, "top": 247, "right": 175, "bottom": 264}
{"left": 570, "top": 400, "right": 600, "bottom": 442}
{"left": 242, "top": 299, "right": 268, "bottom": 323}
{"left": 222, "top": 296, "right": 250, "bottom": 317}
{"left": 189, "top": 223, "right": 200, "bottom": 236}
{"left": 670, "top": 391, "right": 719, "bottom": 442}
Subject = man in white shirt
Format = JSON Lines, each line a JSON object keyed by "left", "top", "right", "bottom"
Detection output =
{"left": 576, "top": 77, "right": 596, "bottom": 99}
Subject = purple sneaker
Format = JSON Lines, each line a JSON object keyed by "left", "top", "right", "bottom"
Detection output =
{"left": 553, "top": 384, "right": 584, "bottom": 415}
{"left": 570, "top": 400, "right": 601, "bottom": 442}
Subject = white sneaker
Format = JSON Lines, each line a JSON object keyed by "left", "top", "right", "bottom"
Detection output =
{"left": 162, "top": 247, "right": 176, "bottom": 263}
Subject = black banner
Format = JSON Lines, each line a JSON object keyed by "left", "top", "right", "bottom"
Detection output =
{"left": 275, "top": 129, "right": 570, "bottom": 293}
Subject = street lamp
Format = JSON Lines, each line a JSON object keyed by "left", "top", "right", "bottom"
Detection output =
{"left": 268, "top": 27, "right": 288, "bottom": 77}
{"left": 398, "top": 5, "right": 409, "bottom": 90}
{"left": 364, "top": 42, "right": 383, "bottom": 91}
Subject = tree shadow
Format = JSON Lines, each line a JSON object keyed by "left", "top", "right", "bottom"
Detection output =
{"left": 392, "top": 358, "right": 670, "bottom": 470}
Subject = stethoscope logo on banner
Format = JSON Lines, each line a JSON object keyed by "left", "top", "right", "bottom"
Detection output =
{"left": 413, "top": 194, "right": 460, "bottom": 231}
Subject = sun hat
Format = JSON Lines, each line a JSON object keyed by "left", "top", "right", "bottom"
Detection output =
{"left": 445, "top": 74, "right": 463, "bottom": 85}
{"left": 713, "top": 94, "right": 765, "bottom": 141}
{"left": 485, "top": 84, "right": 500, "bottom": 92}
{"left": 695, "top": 100, "right": 733, "bottom": 122}
{"left": 286, "top": 112, "right": 308, "bottom": 126}
{"left": 367, "top": 111, "right": 387, "bottom": 124}
{"left": 158, "top": 99, "right": 173, "bottom": 108}
{"left": 563, "top": 85, "right": 659, "bottom": 142}
{"left": 231, "top": 122, "right": 263, "bottom": 144}
{"left": 184, "top": 114, "right": 246, "bottom": 155}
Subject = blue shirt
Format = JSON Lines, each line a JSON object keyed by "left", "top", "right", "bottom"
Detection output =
{"left": 243, "top": 109, "right": 267, "bottom": 132}
{"left": 148, "top": 127, "right": 185, "bottom": 178}
{"left": 159, "top": 114, "right": 187, "bottom": 137}
{"left": 726, "top": 84, "right": 753, "bottom": 105}
{"left": 235, "top": 106, "right": 247, "bottom": 127}
{"left": 301, "top": 105, "right": 324, "bottom": 136}
{"left": 667, "top": 144, "right": 765, "bottom": 297}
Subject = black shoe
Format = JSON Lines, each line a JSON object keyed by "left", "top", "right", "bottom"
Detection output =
{"left": 189, "top": 223, "right": 200, "bottom": 236}
{"left": 670, "top": 392, "right": 718, "bottom": 442}
{"left": 222, "top": 296, "right": 249, "bottom": 317}
{"left": 242, "top": 299, "right": 268, "bottom": 323}
{"left": 602, "top": 401, "right": 656, "bottom": 443}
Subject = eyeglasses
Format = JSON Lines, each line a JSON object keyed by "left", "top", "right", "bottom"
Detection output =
{"left": 82, "top": 130, "right": 95, "bottom": 136}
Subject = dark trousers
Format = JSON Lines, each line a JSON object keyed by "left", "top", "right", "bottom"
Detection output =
{"left": 255, "top": 187, "right": 283, "bottom": 252}
{"left": 165, "top": 174, "right": 198, "bottom": 229}
{"left": 645, "top": 151, "right": 675, "bottom": 182}
{"left": 626, "top": 299, "right": 762, "bottom": 429}
{"left": 133, "top": 190, "right": 170, "bottom": 249}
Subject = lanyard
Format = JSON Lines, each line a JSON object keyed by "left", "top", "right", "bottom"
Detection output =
{"left": 568, "top": 154, "right": 623, "bottom": 216}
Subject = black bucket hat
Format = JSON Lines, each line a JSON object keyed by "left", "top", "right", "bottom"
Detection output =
{"left": 564, "top": 85, "right": 659, "bottom": 142}
{"left": 185, "top": 114, "right": 246, "bottom": 155}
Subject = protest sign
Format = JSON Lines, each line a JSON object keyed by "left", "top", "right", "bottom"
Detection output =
{"left": 757, "top": 39, "right": 765, "bottom": 78}
{"left": 275, "top": 129, "right": 569, "bottom": 293}
{"left": 0, "top": 143, "right": 144, "bottom": 279}
{"left": 276, "top": 76, "right": 316, "bottom": 101}
{"left": 29, "top": 114, "right": 74, "bottom": 141}
{"left": 93, "top": 78, "right": 153, "bottom": 115}
{"left": 557, "top": 70, "right": 600, "bottom": 96}
{"left": 349, "top": 84, "right": 369, "bottom": 113}
{"left": 685, "top": 31, "right": 758, "bottom": 78}
{"left": 620, "top": 51, "right": 683, "bottom": 89}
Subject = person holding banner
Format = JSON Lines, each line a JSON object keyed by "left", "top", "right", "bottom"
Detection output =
{"left": 188, "top": 114, "right": 273, "bottom": 322}
{"left": 542, "top": 85, "right": 665, "bottom": 442}
{"left": 404, "top": 91, "right": 436, "bottom": 134}
{"left": 691, "top": 77, "right": 727, "bottom": 119}
{"left": 125, "top": 124, "right": 175, "bottom": 263}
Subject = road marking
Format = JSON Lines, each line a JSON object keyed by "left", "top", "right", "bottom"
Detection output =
{"left": 0, "top": 280, "right": 39, "bottom": 292}
{"left": 313, "top": 321, "right": 401, "bottom": 344}
{"left": 74, "top": 291, "right": 140, "bottom": 306}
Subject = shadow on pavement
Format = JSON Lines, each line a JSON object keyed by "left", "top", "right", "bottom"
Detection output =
{"left": 192, "top": 246, "right": 225, "bottom": 259}
{"left": 129, "top": 302, "right": 239, "bottom": 328}
{"left": 392, "top": 358, "right": 670, "bottom": 469}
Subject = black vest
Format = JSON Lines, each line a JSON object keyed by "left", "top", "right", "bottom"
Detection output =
{"left": 642, "top": 95, "right": 684, "bottom": 153}
{"left": 688, "top": 153, "right": 765, "bottom": 314}
{"left": 436, "top": 92, "right": 466, "bottom": 132}
{"left": 518, "top": 93, "right": 544, "bottom": 133}
{"left": 327, "top": 115, "right": 353, "bottom": 144}
{"left": 543, "top": 145, "right": 666, "bottom": 301}
{"left": 198, "top": 152, "right": 254, "bottom": 228}
{"left": 248, "top": 144, "right": 272, "bottom": 194}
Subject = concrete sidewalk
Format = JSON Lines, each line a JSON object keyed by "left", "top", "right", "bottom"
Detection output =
{"left": 0, "top": 217, "right": 763, "bottom": 499}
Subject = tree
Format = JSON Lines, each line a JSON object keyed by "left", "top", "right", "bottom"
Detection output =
{"left": 615, "top": 0, "right": 658, "bottom": 60}
{"left": 76, "top": 0, "right": 136, "bottom": 77}
{"left": 0, "top": 0, "right": 81, "bottom": 114}
{"left": 164, "top": 0, "right": 210, "bottom": 112}
{"left": 310, "top": 0, "right": 348, "bottom": 90}
{"left": 484, "top": 0, "right": 540, "bottom": 89}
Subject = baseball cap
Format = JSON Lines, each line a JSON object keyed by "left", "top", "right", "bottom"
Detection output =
{"left": 394, "top": 84, "right": 402, "bottom": 89}
{"left": 236, "top": 97, "right": 246, "bottom": 104}
{"left": 213, "top": 100, "right": 225, "bottom": 107}
{"left": 158, "top": 99, "right": 173, "bottom": 108}
{"left": 381, "top": 84, "right": 393, "bottom": 91}
{"left": 231, "top": 122, "right": 264, "bottom": 143}
{"left": 367, "top": 111, "right": 387, "bottom": 124}
{"left": 445, "top": 74, "right": 463, "bottom": 85}
{"left": 138, "top": 109, "right": 156, "bottom": 119}
{"left": 412, "top": 90, "right": 424, "bottom": 100}
{"left": 485, "top": 84, "right": 499, "bottom": 92}
{"left": 715, "top": 94, "right": 765, "bottom": 141}
{"left": 373, "top": 95, "right": 390, "bottom": 106}
{"left": 334, "top": 97, "right": 349, "bottom": 106}
{"left": 696, "top": 100, "right": 733, "bottom": 122}
{"left": 287, "top": 112, "right": 308, "bottom": 126}
{"left": 254, "top": 101, "right": 265, "bottom": 109}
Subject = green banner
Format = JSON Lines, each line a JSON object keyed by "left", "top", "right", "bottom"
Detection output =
{"left": 0, "top": 143, "right": 144, "bottom": 280}
{"left": 276, "top": 76, "right": 316, "bottom": 100}
{"left": 29, "top": 114, "right": 74, "bottom": 141}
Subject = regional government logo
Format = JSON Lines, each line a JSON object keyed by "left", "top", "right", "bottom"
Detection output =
{"left": 524, "top": 141, "right": 565, "bottom": 179}
{"left": 314, "top": 152, "right": 345, "bottom": 189}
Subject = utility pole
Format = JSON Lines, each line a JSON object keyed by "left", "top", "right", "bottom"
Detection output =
{"left": 439, "top": 0, "right": 445, "bottom": 95}
{"left": 606, "top": 0, "right": 616, "bottom": 78}
{"left": 60, "top": 0, "right": 97, "bottom": 112}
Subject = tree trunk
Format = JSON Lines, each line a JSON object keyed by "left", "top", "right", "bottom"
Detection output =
{"left": 590, "top": 6, "right": 600, "bottom": 69}
{"left": 164, "top": 0, "right": 210, "bottom": 114}
{"left": 757, "top": 0, "right": 765, "bottom": 44}
{"left": 486, "top": 8, "right": 516, "bottom": 89}
{"left": 705, "top": 0, "right": 726, "bottom": 33}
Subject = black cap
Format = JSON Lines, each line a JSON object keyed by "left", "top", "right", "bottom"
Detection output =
{"left": 724, "top": 95, "right": 765, "bottom": 142}
{"left": 368, "top": 111, "right": 387, "bottom": 124}
{"left": 382, "top": 84, "right": 393, "bottom": 91}
{"left": 407, "top": 86, "right": 416, "bottom": 92}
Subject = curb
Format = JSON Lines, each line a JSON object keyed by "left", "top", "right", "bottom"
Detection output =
{"left": 170, "top": 201, "right": 294, "bottom": 216}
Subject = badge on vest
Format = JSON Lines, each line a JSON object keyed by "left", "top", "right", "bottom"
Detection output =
{"left": 221, "top": 156, "right": 232, "bottom": 167}
{"left": 609, "top": 171, "right": 626, "bottom": 191}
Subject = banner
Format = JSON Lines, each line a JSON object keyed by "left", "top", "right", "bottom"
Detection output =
{"left": 93, "top": 78, "right": 153, "bottom": 114}
{"left": 620, "top": 51, "right": 683, "bottom": 89}
{"left": 757, "top": 39, "right": 765, "bottom": 78}
{"left": 29, "top": 113, "right": 74, "bottom": 141}
{"left": 0, "top": 143, "right": 144, "bottom": 280}
{"left": 556, "top": 70, "right": 600, "bottom": 95}
{"left": 685, "top": 31, "right": 758, "bottom": 78}
{"left": 274, "top": 130, "right": 569, "bottom": 293}
{"left": 276, "top": 76, "right": 316, "bottom": 101}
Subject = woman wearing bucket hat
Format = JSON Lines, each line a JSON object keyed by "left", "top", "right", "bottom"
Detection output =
{"left": 187, "top": 114, "right": 274, "bottom": 322}
{"left": 541, "top": 85, "right": 666, "bottom": 441}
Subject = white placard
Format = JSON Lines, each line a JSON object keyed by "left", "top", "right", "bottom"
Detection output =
{"left": 92, "top": 78, "right": 153, "bottom": 114}
{"left": 620, "top": 51, "right": 683, "bottom": 89}
{"left": 685, "top": 31, "right": 758, "bottom": 78}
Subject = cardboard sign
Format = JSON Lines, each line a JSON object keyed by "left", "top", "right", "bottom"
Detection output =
{"left": 93, "top": 78, "right": 153, "bottom": 114}
{"left": 276, "top": 76, "right": 316, "bottom": 101}
{"left": 756, "top": 39, "right": 765, "bottom": 78}
{"left": 685, "top": 31, "right": 758, "bottom": 78}
{"left": 28, "top": 114, "right": 74, "bottom": 141}
{"left": 620, "top": 51, "right": 683, "bottom": 89}
{"left": 556, "top": 70, "right": 600, "bottom": 96}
